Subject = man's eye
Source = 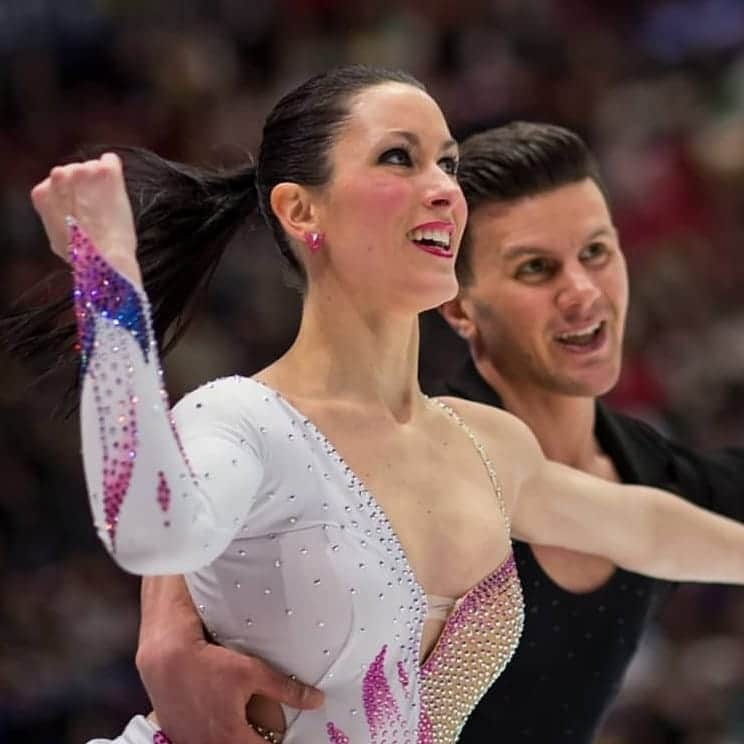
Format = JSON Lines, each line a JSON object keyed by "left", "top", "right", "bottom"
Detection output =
{"left": 439, "top": 156, "right": 459, "bottom": 175}
{"left": 379, "top": 148, "right": 412, "bottom": 166}
{"left": 516, "top": 258, "right": 552, "bottom": 279}
{"left": 581, "top": 242, "right": 609, "bottom": 262}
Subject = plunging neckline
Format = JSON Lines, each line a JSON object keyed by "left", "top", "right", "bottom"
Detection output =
{"left": 251, "top": 377, "right": 514, "bottom": 668}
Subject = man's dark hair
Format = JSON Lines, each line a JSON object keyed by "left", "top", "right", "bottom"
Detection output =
{"left": 455, "top": 122, "right": 606, "bottom": 286}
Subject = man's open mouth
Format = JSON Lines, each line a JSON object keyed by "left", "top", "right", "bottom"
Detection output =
{"left": 555, "top": 320, "right": 606, "bottom": 349}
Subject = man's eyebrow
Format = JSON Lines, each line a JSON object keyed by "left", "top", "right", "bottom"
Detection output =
{"left": 501, "top": 245, "right": 550, "bottom": 261}
{"left": 502, "top": 227, "right": 617, "bottom": 261}
{"left": 585, "top": 226, "right": 617, "bottom": 241}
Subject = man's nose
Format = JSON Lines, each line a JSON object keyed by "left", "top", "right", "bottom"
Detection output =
{"left": 556, "top": 265, "right": 602, "bottom": 316}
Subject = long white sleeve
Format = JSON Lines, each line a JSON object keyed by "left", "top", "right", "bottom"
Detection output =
{"left": 71, "top": 221, "right": 264, "bottom": 575}
{"left": 85, "top": 715, "right": 168, "bottom": 744}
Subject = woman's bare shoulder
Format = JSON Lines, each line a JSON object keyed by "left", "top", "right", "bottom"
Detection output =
{"left": 433, "top": 395, "right": 537, "bottom": 446}
{"left": 433, "top": 395, "right": 543, "bottom": 489}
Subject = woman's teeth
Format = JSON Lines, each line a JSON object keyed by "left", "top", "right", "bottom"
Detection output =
{"left": 407, "top": 228, "right": 451, "bottom": 247}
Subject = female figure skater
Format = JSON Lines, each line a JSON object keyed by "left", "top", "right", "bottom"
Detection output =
{"left": 22, "top": 66, "right": 744, "bottom": 744}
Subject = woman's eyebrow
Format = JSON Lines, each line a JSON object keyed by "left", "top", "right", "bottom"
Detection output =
{"left": 386, "top": 130, "right": 458, "bottom": 152}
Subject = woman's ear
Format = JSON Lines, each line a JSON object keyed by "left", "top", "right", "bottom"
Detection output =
{"left": 269, "top": 182, "right": 320, "bottom": 244}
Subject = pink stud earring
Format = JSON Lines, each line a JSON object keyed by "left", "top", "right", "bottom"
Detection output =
{"left": 303, "top": 231, "right": 324, "bottom": 254}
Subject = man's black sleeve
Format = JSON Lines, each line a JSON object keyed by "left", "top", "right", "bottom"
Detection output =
{"left": 612, "top": 412, "right": 744, "bottom": 521}
{"left": 667, "top": 442, "right": 744, "bottom": 521}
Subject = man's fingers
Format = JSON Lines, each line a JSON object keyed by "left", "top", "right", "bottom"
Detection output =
{"left": 245, "top": 729, "right": 271, "bottom": 744}
{"left": 246, "top": 658, "right": 324, "bottom": 709}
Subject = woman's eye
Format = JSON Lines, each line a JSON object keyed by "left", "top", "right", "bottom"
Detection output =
{"left": 439, "top": 156, "right": 459, "bottom": 175}
{"left": 379, "top": 148, "right": 412, "bottom": 166}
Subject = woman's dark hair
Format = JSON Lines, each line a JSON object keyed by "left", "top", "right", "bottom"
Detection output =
{"left": 455, "top": 121, "right": 607, "bottom": 286}
{"left": 4, "top": 64, "right": 425, "bottom": 396}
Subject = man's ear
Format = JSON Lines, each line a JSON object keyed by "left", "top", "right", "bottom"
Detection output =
{"left": 269, "top": 182, "right": 320, "bottom": 243}
{"left": 439, "top": 295, "right": 477, "bottom": 342}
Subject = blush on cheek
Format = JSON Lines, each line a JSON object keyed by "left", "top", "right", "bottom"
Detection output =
{"left": 344, "top": 176, "right": 411, "bottom": 232}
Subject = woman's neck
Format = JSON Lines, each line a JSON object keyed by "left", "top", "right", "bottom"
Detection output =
{"left": 261, "top": 287, "right": 424, "bottom": 418}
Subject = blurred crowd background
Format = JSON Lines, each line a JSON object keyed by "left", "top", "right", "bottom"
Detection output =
{"left": 1, "top": 1, "right": 744, "bottom": 742}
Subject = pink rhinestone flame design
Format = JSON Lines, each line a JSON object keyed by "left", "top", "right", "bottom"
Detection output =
{"left": 326, "top": 722, "right": 350, "bottom": 744}
{"left": 157, "top": 470, "right": 171, "bottom": 514}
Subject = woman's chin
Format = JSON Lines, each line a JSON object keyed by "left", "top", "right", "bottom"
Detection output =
{"left": 419, "top": 275, "right": 459, "bottom": 311}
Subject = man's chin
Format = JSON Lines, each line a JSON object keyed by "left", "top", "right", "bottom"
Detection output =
{"left": 547, "top": 366, "right": 621, "bottom": 399}
{"left": 576, "top": 378, "right": 619, "bottom": 398}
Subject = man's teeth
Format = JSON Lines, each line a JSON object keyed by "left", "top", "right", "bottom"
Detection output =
{"left": 408, "top": 228, "right": 451, "bottom": 247}
{"left": 557, "top": 321, "right": 603, "bottom": 343}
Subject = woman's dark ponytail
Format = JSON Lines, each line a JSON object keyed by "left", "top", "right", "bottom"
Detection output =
{"left": 4, "top": 64, "right": 427, "bottom": 406}
{"left": 116, "top": 146, "right": 260, "bottom": 354}
{"left": 2, "top": 146, "right": 259, "bottom": 395}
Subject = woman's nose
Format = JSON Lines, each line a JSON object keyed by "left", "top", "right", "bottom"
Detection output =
{"left": 423, "top": 169, "right": 462, "bottom": 210}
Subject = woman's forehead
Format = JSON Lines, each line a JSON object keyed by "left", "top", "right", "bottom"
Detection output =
{"left": 343, "top": 82, "right": 452, "bottom": 143}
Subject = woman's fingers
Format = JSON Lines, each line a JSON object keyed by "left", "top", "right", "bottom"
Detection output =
{"left": 72, "top": 155, "right": 137, "bottom": 260}
{"left": 100, "top": 151, "right": 122, "bottom": 171}
{"left": 31, "top": 167, "right": 74, "bottom": 261}
{"left": 30, "top": 154, "right": 138, "bottom": 270}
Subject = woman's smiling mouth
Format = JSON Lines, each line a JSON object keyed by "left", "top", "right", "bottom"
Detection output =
{"left": 407, "top": 221, "right": 454, "bottom": 258}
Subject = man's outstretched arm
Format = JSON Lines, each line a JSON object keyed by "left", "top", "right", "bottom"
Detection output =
{"left": 136, "top": 576, "right": 324, "bottom": 744}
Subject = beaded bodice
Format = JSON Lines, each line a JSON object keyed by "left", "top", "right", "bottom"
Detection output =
{"left": 72, "top": 223, "right": 524, "bottom": 744}
{"left": 420, "top": 555, "right": 523, "bottom": 742}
